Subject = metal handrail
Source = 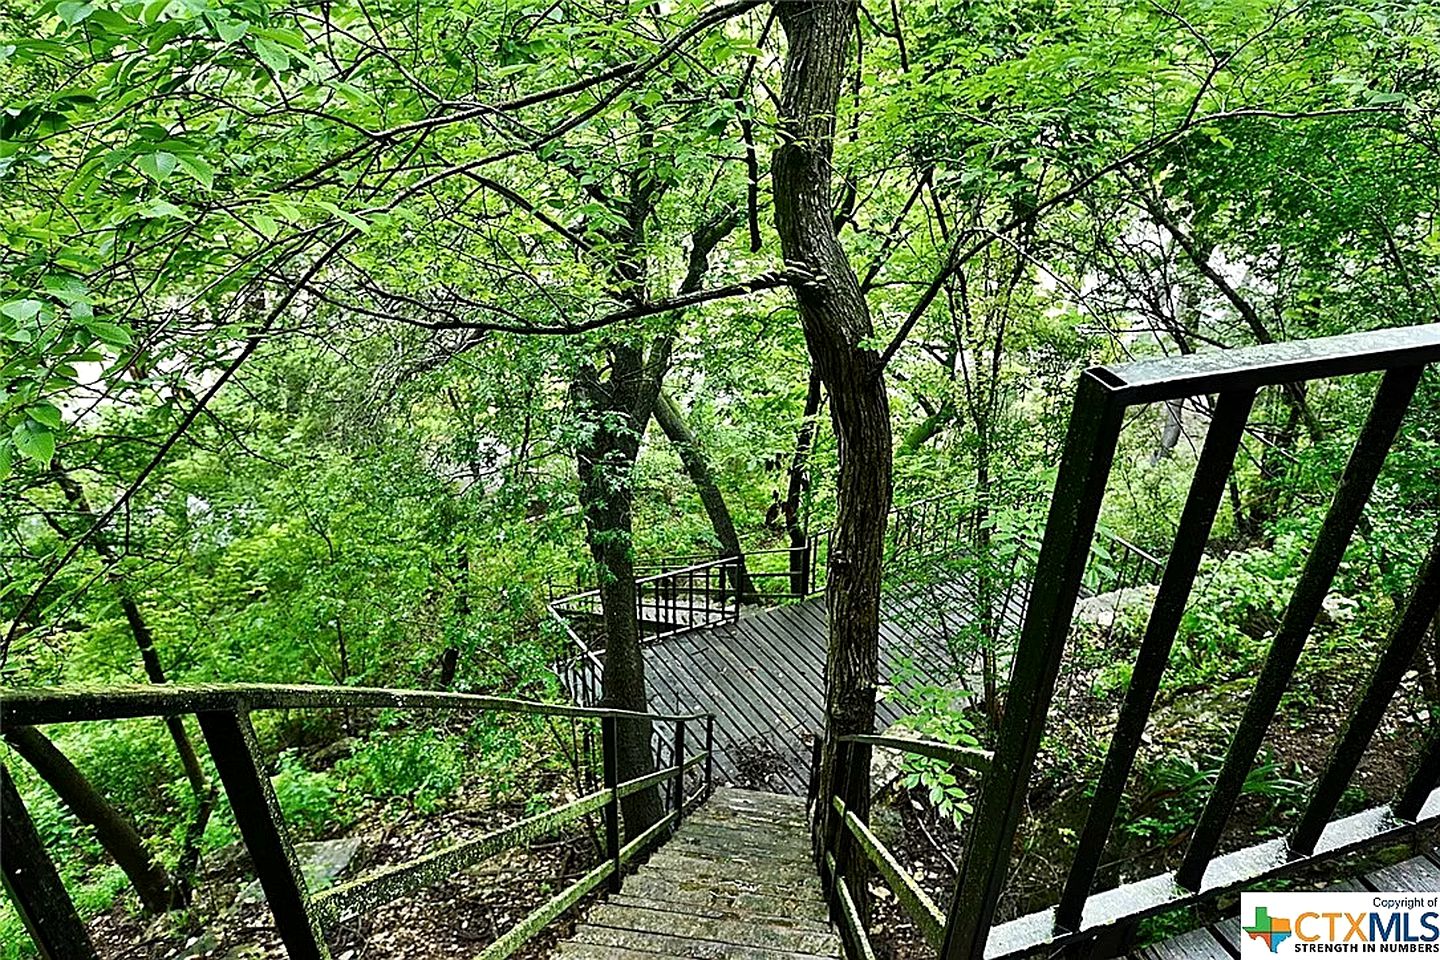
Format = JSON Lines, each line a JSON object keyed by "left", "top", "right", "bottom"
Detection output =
{"left": 0, "top": 682, "right": 707, "bottom": 726}
{"left": 0, "top": 682, "right": 717, "bottom": 960}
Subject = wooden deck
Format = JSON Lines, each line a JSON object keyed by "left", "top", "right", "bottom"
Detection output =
{"left": 1135, "top": 850, "right": 1440, "bottom": 960}
{"left": 639, "top": 577, "right": 1026, "bottom": 795}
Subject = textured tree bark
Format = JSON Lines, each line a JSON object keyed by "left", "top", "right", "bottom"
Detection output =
{"left": 653, "top": 390, "right": 759, "bottom": 601}
{"left": 5, "top": 725, "right": 180, "bottom": 914}
{"left": 772, "top": 0, "right": 893, "bottom": 862}
{"left": 784, "top": 372, "right": 824, "bottom": 595}
{"left": 568, "top": 206, "right": 740, "bottom": 836}
{"left": 572, "top": 348, "right": 665, "bottom": 834}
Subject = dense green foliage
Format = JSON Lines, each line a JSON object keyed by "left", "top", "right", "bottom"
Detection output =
{"left": 2, "top": 0, "right": 1438, "bottom": 954}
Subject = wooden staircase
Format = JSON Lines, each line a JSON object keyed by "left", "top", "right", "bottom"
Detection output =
{"left": 556, "top": 788, "right": 842, "bottom": 959}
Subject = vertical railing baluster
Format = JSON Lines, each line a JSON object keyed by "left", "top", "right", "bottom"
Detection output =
{"left": 198, "top": 707, "right": 329, "bottom": 960}
{"left": 1177, "top": 366, "right": 1423, "bottom": 890}
{"left": 1, "top": 763, "right": 99, "bottom": 960}
{"left": 1396, "top": 731, "right": 1440, "bottom": 822}
{"left": 1292, "top": 520, "right": 1440, "bottom": 852}
{"left": 705, "top": 715, "right": 715, "bottom": 799}
{"left": 674, "top": 719, "right": 687, "bottom": 824}
{"left": 942, "top": 371, "right": 1126, "bottom": 960}
{"left": 1056, "top": 389, "right": 1255, "bottom": 931}
{"left": 601, "top": 715, "right": 622, "bottom": 892}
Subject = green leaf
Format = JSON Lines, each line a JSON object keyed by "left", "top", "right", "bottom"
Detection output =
{"left": 84, "top": 320, "right": 134, "bottom": 347}
{"left": 1, "top": 299, "right": 43, "bottom": 322}
{"left": 215, "top": 18, "right": 248, "bottom": 43}
{"left": 138, "top": 199, "right": 185, "bottom": 219}
{"left": 252, "top": 213, "right": 279, "bottom": 239}
{"left": 178, "top": 154, "right": 214, "bottom": 189}
{"left": 254, "top": 37, "right": 290, "bottom": 74}
{"left": 56, "top": 1, "right": 96, "bottom": 25}
{"left": 29, "top": 401, "right": 63, "bottom": 429}
{"left": 138, "top": 151, "right": 178, "bottom": 182}
{"left": 0, "top": 440, "right": 12, "bottom": 481}
{"left": 12, "top": 420, "right": 55, "bottom": 463}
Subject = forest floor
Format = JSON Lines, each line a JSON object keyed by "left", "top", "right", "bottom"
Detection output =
{"left": 83, "top": 769, "right": 602, "bottom": 960}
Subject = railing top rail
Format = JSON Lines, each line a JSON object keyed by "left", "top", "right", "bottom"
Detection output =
{"left": 0, "top": 683, "right": 711, "bottom": 727}
{"left": 1092, "top": 323, "right": 1440, "bottom": 404}
{"left": 1096, "top": 532, "right": 1165, "bottom": 571}
{"left": 633, "top": 555, "right": 738, "bottom": 586}
{"left": 551, "top": 555, "right": 743, "bottom": 609}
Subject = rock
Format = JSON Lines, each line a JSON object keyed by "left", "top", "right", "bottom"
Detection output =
{"left": 1073, "top": 584, "right": 1158, "bottom": 626}
{"left": 869, "top": 722, "right": 934, "bottom": 794}
{"left": 174, "top": 931, "right": 218, "bottom": 959}
{"left": 310, "top": 736, "right": 360, "bottom": 768}
{"left": 235, "top": 837, "right": 362, "bottom": 907}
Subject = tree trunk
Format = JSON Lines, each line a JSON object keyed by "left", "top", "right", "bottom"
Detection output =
{"left": 773, "top": 0, "right": 893, "bottom": 877}
{"left": 565, "top": 206, "right": 739, "bottom": 837}
{"left": 440, "top": 546, "right": 467, "bottom": 688}
{"left": 573, "top": 363, "right": 664, "bottom": 834}
{"left": 5, "top": 726, "right": 180, "bottom": 914}
{"left": 48, "top": 466, "right": 210, "bottom": 802}
{"left": 653, "top": 390, "right": 759, "bottom": 602}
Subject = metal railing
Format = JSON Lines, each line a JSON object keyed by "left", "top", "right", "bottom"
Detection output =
{"left": 810, "top": 733, "right": 993, "bottom": 959}
{"left": 0, "top": 683, "right": 715, "bottom": 960}
{"left": 550, "top": 556, "right": 745, "bottom": 646}
{"left": 812, "top": 323, "right": 1440, "bottom": 960}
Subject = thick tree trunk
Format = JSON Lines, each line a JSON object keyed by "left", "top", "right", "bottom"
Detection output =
{"left": 5, "top": 726, "right": 180, "bottom": 914}
{"left": 573, "top": 371, "right": 664, "bottom": 834}
{"left": 654, "top": 390, "right": 759, "bottom": 602}
{"left": 773, "top": 0, "right": 893, "bottom": 870}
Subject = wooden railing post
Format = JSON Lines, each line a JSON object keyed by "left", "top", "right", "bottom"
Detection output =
{"left": 600, "top": 715, "right": 622, "bottom": 893}
{"left": 1, "top": 763, "right": 99, "bottom": 960}
{"left": 704, "top": 715, "right": 715, "bottom": 799}
{"left": 673, "top": 719, "right": 687, "bottom": 824}
{"left": 198, "top": 708, "right": 330, "bottom": 960}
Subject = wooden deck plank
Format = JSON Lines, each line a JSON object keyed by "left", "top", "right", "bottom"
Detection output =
{"left": 637, "top": 579, "right": 1011, "bottom": 794}
{"left": 1364, "top": 852, "right": 1440, "bottom": 891}
{"left": 1132, "top": 927, "right": 1232, "bottom": 960}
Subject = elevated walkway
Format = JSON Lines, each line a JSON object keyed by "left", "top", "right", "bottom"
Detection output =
{"left": 639, "top": 578, "right": 1025, "bottom": 794}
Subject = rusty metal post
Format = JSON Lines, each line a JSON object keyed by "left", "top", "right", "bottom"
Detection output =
{"left": 601, "top": 715, "right": 622, "bottom": 893}
{"left": 198, "top": 708, "right": 329, "bottom": 960}
{"left": 1, "top": 763, "right": 99, "bottom": 960}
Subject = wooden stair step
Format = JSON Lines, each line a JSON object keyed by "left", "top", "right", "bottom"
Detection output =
{"left": 559, "top": 789, "right": 839, "bottom": 959}
{"left": 617, "top": 876, "right": 829, "bottom": 923}
{"left": 568, "top": 924, "right": 837, "bottom": 960}
{"left": 642, "top": 851, "right": 822, "bottom": 885}
{"left": 576, "top": 909, "right": 840, "bottom": 960}
{"left": 607, "top": 894, "right": 832, "bottom": 932}
{"left": 626, "top": 864, "right": 824, "bottom": 901}
{"left": 1366, "top": 853, "right": 1440, "bottom": 892}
